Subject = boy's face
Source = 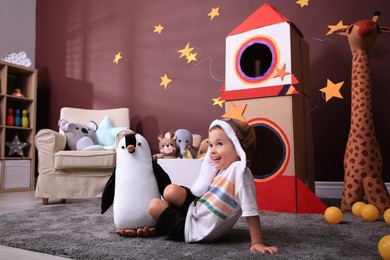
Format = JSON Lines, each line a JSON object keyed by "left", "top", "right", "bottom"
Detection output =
{"left": 208, "top": 128, "right": 240, "bottom": 171}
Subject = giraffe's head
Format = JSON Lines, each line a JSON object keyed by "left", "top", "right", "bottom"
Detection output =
{"left": 336, "top": 12, "right": 390, "bottom": 52}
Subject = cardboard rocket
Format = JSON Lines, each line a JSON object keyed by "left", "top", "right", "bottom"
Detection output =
{"left": 221, "top": 3, "right": 326, "bottom": 213}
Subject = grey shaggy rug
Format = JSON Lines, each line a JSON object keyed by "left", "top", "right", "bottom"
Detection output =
{"left": 0, "top": 198, "right": 387, "bottom": 259}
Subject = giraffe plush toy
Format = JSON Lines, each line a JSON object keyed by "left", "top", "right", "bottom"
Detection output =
{"left": 336, "top": 12, "right": 390, "bottom": 213}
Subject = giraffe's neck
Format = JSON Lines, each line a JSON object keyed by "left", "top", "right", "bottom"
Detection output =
{"left": 351, "top": 49, "right": 373, "bottom": 118}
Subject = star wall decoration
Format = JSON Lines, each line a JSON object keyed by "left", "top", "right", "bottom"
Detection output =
{"left": 178, "top": 43, "right": 198, "bottom": 64}
{"left": 212, "top": 96, "right": 225, "bottom": 107}
{"left": 153, "top": 24, "right": 164, "bottom": 34}
{"left": 208, "top": 7, "right": 220, "bottom": 20}
{"left": 222, "top": 102, "right": 247, "bottom": 122}
{"left": 113, "top": 52, "right": 122, "bottom": 64}
{"left": 160, "top": 74, "right": 172, "bottom": 90}
{"left": 296, "top": 0, "right": 309, "bottom": 8}
{"left": 320, "top": 79, "right": 344, "bottom": 102}
{"left": 186, "top": 52, "right": 198, "bottom": 64}
{"left": 6, "top": 133, "right": 29, "bottom": 157}
{"left": 178, "top": 43, "right": 194, "bottom": 59}
{"left": 273, "top": 64, "right": 290, "bottom": 81}
{"left": 326, "top": 20, "right": 348, "bottom": 35}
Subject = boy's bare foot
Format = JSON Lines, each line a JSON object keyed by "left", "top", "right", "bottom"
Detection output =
{"left": 115, "top": 229, "right": 137, "bottom": 237}
{"left": 136, "top": 227, "right": 156, "bottom": 237}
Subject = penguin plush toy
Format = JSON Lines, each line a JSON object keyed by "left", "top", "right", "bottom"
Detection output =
{"left": 101, "top": 130, "right": 171, "bottom": 237}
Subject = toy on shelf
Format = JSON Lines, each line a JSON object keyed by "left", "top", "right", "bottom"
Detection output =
{"left": 153, "top": 131, "right": 177, "bottom": 160}
{"left": 6, "top": 133, "right": 29, "bottom": 157}
{"left": 336, "top": 12, "right": 390, "bottom": 213}
{"left": 14, "top": 109, "right": 21, "bottom": 127}
{"left": 6, "top": 108, "right": 14, "bottom": 126}
{"left": 174, "top": 129, "right": 193, "bottom": 158}
{"left": 21, "top": 109, "right": 29, "bottom": 127}
{"left": 12, "top": 87, "right": 24, "bottom": 97}
{"left": 196, "top": 138, "right": 209, "bottom": 159}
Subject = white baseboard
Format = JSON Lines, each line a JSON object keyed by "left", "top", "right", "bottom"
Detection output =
{"left": 315, "top": 181, "right": 390, "bottom": 199}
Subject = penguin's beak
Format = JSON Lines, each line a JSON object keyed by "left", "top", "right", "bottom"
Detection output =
{"left": 125, "top": 133, "right": 137, "bottom": 153}
{"left": 127, "top": 145, "right": 135, "bottom": 153}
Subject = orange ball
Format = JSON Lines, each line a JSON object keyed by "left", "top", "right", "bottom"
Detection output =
{"left": 378, "top": 235, "right": 390, "bottom": 260}
{"left": 384, "top": 209, "right": 390, "bottom": 225}
{"left": 324, "top": 206, "right": 343, "bottom": 224}
{"left": 360, "top": 204, "right": 379, "bottom": 222}
{"left": 352, "top": 201, "right": 366, "bottom": 217}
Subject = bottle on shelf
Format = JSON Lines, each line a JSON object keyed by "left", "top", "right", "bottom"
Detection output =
{"left": 6, "top": 108, "right": 14, "bottom": 126}
{"left": 22, "top": 109, "right": 29, "bottom": 127}
{"left": 14, "top": 109, "right": 21, "bottom": 127}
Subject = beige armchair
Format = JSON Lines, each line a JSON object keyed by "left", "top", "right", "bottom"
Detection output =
{"left": 35, "top": 107, "right": 130, "bottom": 205}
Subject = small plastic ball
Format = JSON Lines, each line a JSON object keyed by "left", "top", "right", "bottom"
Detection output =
{"left": 384, "top": 209, "right": 390, "bottom": 225}
{"left": 352, "top": 201, "right": 366, "bottom": 217}
{"left": 378, "top": 235, "right": 390, "bottom": 260}
{"left": 324, "top": 206, "right": 343, "bottom": 224}
{"left": 360, "top": 204, "right": 379, "bottom": 222}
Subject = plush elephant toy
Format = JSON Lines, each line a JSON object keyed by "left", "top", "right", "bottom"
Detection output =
{"left": 174, "top": 129, "right": 193, "bottom": 158}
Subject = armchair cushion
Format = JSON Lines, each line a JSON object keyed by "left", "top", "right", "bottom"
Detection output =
{"left": 55, "top": 150, "right": 116, "bottom": 172}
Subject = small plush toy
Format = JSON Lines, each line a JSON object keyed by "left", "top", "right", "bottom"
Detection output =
{"left": 196, "top": 138, "right": 209, "bottom": 159}
{"left": 153, "top": 131, "right": 177, "bottom": 160}
{"left": 58, "top": 119, "right": 103, "bottom": 151}
{"left": 101, "top": 130, "right": 171, "bottom": 237}
{"left": 174, "top": 129, "right": 193, "bottom": 158}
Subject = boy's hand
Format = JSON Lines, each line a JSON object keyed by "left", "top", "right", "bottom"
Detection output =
{"left": 250, "top": 243, "right": 278, "bottom": 255}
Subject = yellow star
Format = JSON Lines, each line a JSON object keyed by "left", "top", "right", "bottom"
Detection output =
{"left": 160, "top": 74, "right": 172, "bottom": 90}
{"left": 273, "top": 64, "right": 290, "bottom": 81}
{"left": 186, "top": 52, "right": 197, "bottom": 64}
{"left": 178, "top": 43, "right": 194, "bottom": 59}
{"left": 212, "top": 97, "right": 225, "bottom": 108}
{"left": 113, "top": 52, "right": 122, "bottom": 64}
{"left": 326, "top": 20, "right": 348, "bottom": 35}
{"left": 208, "top": 7, "right": 220, "bottom": 20}
{"left": 296, "top": 0, "right": 309, "bottom": 7}
{"left": 222, "top": 102, "right": 247, "bottom": 122}
{"left": 319, "top": 79, "right": 344, "bottom": 102}
{"left": 153, "top": 24, "right": 164, "bottom": 34}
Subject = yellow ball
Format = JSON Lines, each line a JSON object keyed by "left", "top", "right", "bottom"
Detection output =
{"left": 360, "top": 204, "right": 379, "bottom": 222}
{"left": 378, "top": 235, "right": 390, "bottom": 260}
{"left": 324, "top": 206, "right": 343, "bottom": 224}
{"left": 384, "top": 209, "right": 390, "bottom": 225}
{"left": 352, "top": 201, "right": 366, "bottom": 217}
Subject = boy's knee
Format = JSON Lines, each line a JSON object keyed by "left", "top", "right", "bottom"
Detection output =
{"left": 148, "top": 198, "right": 167, "bottom": 220}
{"left": 148, "top": 198, "right": 159, "bottom": 213}
{"left": 163, "top": 184, "right": 186, "bottom": 207}
{"left": 163, "top": 184, "right": 181, "bottom": 199}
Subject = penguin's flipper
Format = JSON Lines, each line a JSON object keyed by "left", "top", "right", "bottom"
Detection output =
{"left": 101, "top": 168, "right": 115, "bottom": 214}
{"left": 152, "top": 161, "right": 172, "bottom": 196}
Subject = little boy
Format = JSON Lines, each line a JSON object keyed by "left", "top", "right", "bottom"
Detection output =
{"left": 148, "top": 118, "right": 278, "bottom": 254}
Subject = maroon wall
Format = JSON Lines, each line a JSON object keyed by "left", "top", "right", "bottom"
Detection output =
{"left": 36, "top": 0, "right": 390, "bottom": 182}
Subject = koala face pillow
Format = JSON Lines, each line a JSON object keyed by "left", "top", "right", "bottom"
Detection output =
{"left": 58, "top": 119, "right": 99, "bottom": 151}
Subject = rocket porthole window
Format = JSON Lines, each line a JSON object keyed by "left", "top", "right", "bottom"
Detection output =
{"left": 235, "top": 36, "right": 278, "bottom": 84}
{"left": 248, "top": 118, "right": 290, "bottom": 182}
